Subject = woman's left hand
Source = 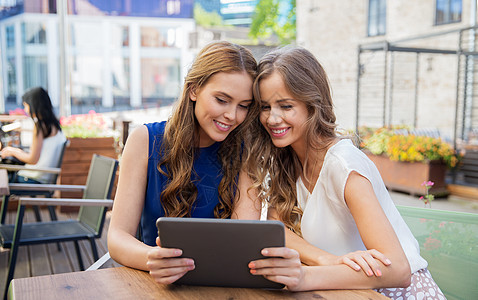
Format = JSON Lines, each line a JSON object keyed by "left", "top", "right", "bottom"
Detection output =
{"left": 0, "top": 147, "right": 15, "bottom": 158}
{"left": 248, "top": 247, "right": 305, "bottom": 291}
{"left": 318, "top": 249, "right": 391, "bottom": 277}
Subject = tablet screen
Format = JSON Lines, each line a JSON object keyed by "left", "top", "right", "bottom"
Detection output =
{"left": 156, "top": 217, "right": 285, "bottom": 289}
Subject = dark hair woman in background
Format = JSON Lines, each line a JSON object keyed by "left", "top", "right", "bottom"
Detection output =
{"left": 0, "top": 87, "right": 66, "bottom": 183}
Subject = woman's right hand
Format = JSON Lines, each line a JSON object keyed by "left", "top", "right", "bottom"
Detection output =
{"left": 146, "top": 237, "right": 195, "bottom": 284}
{"left": 319, "top": 249, "right": 391, "bottom": 277}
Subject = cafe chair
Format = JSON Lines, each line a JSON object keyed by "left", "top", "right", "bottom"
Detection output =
{"left": 397, "top": 205, "right": 478, "bottom": 300}
{"left": 0, "top": 154, "right": 118, "bottom": 300}
{"left": 0, "top": 139, "right": 69, "bottom": 224}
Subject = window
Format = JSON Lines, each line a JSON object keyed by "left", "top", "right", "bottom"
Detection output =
{"left": 436, "top": 0, "right": 462, "bottom": 25}
{"left": 368, "top": 0, "right": 386, "bottom": 37}
{"left": 22, "top": 22, "right": 47, "bottom": 44}
{"left": 6, "top": 25, "right": 15, "bottom": 48}
{"left": 141, "top": 57, "right": 180, "bottom": 105}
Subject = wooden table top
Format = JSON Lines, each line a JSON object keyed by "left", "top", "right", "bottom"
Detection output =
{"left": 9, "top": 267, "right": 389, "bottom": 300}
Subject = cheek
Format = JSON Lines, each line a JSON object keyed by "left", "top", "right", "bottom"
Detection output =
{"left": 259, "top": 112, "right": 268, "bottom": 127}
{"left": 236, "top": 109, "right": 248, "bottom": 124}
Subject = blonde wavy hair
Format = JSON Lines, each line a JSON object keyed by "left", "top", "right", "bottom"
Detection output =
{"left": 247, "top": 46, "right": 337, "bottom": 234}
{"left": 159, "top": 41, "right": 258, "bottom": 218}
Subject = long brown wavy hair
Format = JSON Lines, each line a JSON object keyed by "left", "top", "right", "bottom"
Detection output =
{"left": 246, "top": 46, "right": 337, "bottom": 234}
{"left": 159, "top": 41, "right": 258, "bottom": 218}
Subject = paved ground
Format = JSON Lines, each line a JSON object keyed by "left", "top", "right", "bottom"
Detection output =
{"left": 390, "top": 190, "right": 478, "bottom": 213}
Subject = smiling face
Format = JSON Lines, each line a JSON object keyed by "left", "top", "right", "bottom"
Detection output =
{"left": 191, "top": 71, "right": 253, "bottom": 147}
{"left": 259, "top": 71, "right": 309, "bottom": 153}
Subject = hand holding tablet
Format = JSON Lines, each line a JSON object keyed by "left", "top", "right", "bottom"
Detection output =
{"left": 156, "top": 217, "right": 285, "bottom": 289}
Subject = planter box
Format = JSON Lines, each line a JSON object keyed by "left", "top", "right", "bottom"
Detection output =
{"left": 59, "top": 137, "right": 118, "bottom": 212}
{"left": 365, "top": 152, "right": 448, "bottom": 195}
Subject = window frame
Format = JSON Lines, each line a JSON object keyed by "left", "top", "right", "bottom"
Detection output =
{"left": 367, "top": 0, "right": 387, "bottom": 37}
{"left": 435, "top": 0, "right": 462, "bottom": 26}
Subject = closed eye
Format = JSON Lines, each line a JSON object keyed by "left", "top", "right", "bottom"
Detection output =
{"left": 215, "top": 97, "right": 227, "bottom": 104}
{"left": 281, "top": 105, "right": 293, "bottom": 110}
{"left": 261, "top": 105, "right": 271, "bottom": 111}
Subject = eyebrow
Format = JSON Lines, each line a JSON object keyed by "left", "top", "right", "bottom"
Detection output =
{"left": 262, "top": 98, "right": 295, "bottom": 104}
{"left": 216, "top": 91, "right": 233, "bottom": 99}
{"left": 216, "top": 91, "right": 253, "bottom": 102}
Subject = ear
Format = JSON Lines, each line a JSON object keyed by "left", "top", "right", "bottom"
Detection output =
{"left": 189, "top": 86, "right": 197, "bottom": 102}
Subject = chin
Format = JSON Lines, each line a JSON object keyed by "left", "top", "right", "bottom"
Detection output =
{"left": 271, "top": 140, "right": 289, "bottom": 148}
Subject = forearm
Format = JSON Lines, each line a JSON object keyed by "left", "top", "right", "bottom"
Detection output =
{"left": 108, "top": 229, "right": 153, "bottom": 271}
{"left": 6, "top": 147, "right": 36, "bottom": 164}
{"left": 300, "top": 262, "right": 411, "bottom": 291}
{"left": 285, "top": 229, "right": 332, "bottom": 266}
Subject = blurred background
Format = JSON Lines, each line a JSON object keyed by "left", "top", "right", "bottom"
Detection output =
{"left": 0, "top": 0, "right": 477, "bottom": 197}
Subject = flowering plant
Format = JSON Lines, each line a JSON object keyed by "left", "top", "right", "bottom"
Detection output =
{"left": 60, "top": 111, "right": 111, "bottom": 138}
{"left": 360, "top": 127, "right": 460, "bottom": 168}
{"left": 8, "top": 108, "right": 27, "bottom": 116}
{"left": 420, "top": 181, "right": 435, "bottom": 207}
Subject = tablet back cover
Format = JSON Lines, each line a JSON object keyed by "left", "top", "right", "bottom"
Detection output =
{"left": 157, "top": 218, "right": 285, "bottom": 289}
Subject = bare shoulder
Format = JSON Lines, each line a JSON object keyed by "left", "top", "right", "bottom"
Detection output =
{"left": 122, "top": 125, "right": 149, "bottom": 162}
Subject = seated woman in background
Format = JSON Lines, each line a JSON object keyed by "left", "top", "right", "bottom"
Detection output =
{"left": 246, "top": 46, "right": 445, "bottom": 300}
{"left": 0, "top": 87, "right": 66, "bottom": 183}
{"left": 108, "top": 41, "right": 261, "bottom": 284}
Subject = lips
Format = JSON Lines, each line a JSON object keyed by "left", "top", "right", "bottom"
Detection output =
{"left": 214, "top": 120, "right": 232, "bottom": 132}
{"left": 269, "top": 127, "right": 289, "bottom": 137}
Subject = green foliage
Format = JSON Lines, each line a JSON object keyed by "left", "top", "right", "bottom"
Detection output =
{"left": 194, "top": 3, "right": 223, "bottom": 28}
{"left": 249, "top": 0, "right": 296, "bottom": 44}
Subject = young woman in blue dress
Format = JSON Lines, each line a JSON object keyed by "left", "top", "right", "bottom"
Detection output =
{"left": 246, "top": 46, "right": 445, "bottom": 299}
{"left": 108, "top": 41, "right": 261, "bottom": 284}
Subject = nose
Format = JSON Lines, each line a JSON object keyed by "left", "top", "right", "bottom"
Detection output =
{"left": 224, "top": 105, "right": 236, "bottom": 121}
{"left": 266, "top": 107, "right": 282, "bottom": 126}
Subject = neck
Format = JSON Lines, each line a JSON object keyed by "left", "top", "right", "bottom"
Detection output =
{"left": 295, "top": 137, "right": 337, "bottom": 192}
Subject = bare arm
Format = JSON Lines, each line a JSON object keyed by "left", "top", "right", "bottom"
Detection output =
{"left": 269, "top": 207, "right": 391, "bottom": 276}
{"left": 0, "top": 126, "right": 43, "bottom": 164}
{"left": 108, "top": 125, "right": 195, "bottom": 284}
{"left": 108, "top": 125, "right": 152, "bottom": 270}
{"left": 231, "top": 169, "right": 261, "bottom": 220}
{"left": 253, "top": 172, "right": 411, "bottom": 290}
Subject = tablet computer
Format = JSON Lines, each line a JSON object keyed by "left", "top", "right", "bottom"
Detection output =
{"left": 156, "top": 217, "right": 285, "bottom": 289}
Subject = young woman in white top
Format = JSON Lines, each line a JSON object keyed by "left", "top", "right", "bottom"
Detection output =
{"left": 0, "top": 87, "right": 66, "bottom": 183}
{"left": 246, "top": 46, "right": 445, "bottom": 299}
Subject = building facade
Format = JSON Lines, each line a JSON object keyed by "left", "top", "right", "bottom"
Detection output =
{"left": 296, "top": 0, "right": 475, "bottom": 141}
{"left": 0, "top": 0, "right": 195, "bottom": 114}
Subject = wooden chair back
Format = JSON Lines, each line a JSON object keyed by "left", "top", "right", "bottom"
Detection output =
{"left": 78, "top": 154, "right": 118, "bottom": 235}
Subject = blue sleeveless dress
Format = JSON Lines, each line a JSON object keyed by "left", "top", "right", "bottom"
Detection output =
{"left": 141, "top": 122, "right": 224, "bottom": 246}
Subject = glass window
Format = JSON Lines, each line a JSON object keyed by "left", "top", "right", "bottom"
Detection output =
{"left": 23, "top": 56, "right": 48, "bottom": 91}
{"left": 111, "top": 24, "right": 129, "bottom": 48}
{"left": 436, "top": 0, "right": 462, "bottom": 25}
{"left": 22, "top": 22, "right": 47, "bottom": 44}
{"left": 70, "top": 22, "right": 103, "bottom": 48}
{"left": 6, "top": 25, "right": 15, "bottom": 48}
{"left": 367, "top": 0, "right": 386, "bottom": 37}
{"left": 70, "top": 55, "right": 103, "bottom": 108}
{"left": 141, "top": 26, "right": 178, "bottom": 48}
{"left": 141, "top": 57, "right": 180, "bottom": 106}
{"left": 112, "top": 57, "right": 130, "bottom": 106}
{"left": 6, "top": 57, "right": 16, "bottom": 102}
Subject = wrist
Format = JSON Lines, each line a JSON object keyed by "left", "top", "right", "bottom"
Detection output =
{"left": 316, "top": 254, "right": 337, "bottom": 266}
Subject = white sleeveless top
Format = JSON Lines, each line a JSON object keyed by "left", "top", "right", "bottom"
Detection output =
{"left": 297, "top": 139, "right": 428, "bottom": 273}
{"left": 18, "top": 130, "right": 67, "bottom": 183}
